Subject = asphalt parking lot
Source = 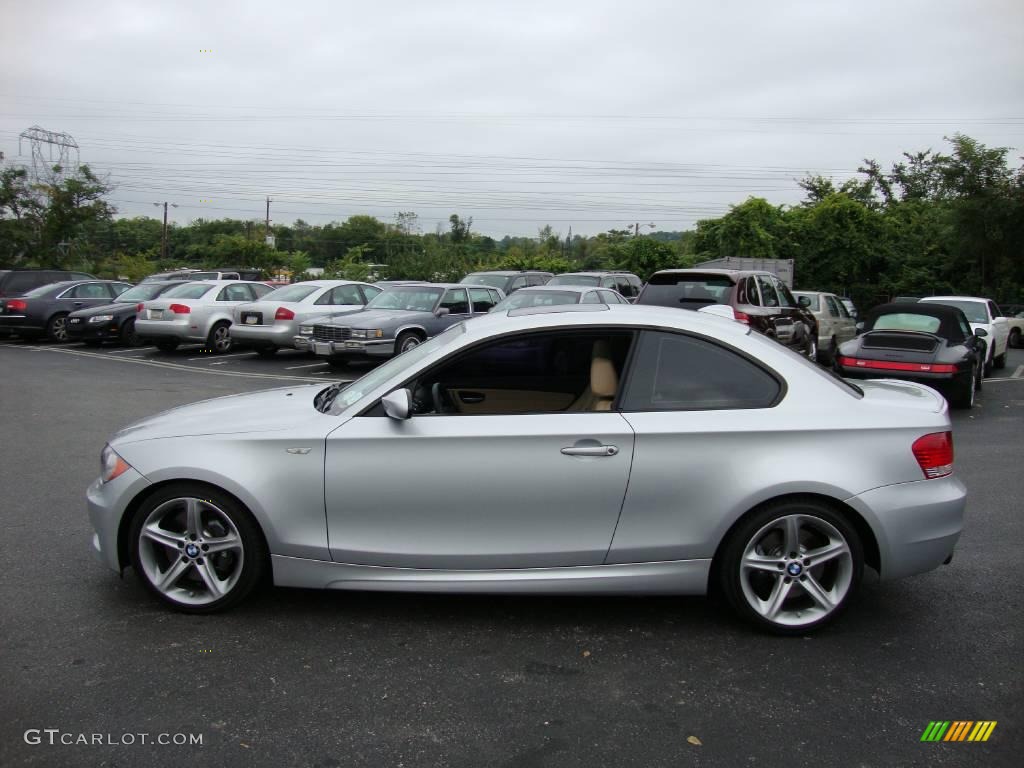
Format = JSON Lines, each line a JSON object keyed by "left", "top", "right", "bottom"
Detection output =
{"left": 1, "top": 339, "right": 1021, "bottom": 768}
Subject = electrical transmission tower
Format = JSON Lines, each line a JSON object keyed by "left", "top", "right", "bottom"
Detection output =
{"left": 18, "top": 125, "right": 80, "bottom": 182}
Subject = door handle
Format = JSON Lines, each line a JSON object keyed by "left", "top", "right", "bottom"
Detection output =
{"left": 459, "top": 392, "right": 485, "bottom": 404}
{"left": 561, "top": 445, "right": 619, "bottom": 457}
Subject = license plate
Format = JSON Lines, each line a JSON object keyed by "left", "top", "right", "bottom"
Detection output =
{"left": 245, "top": 316, "right": 258, "bottom": 324}
{"left": 313, "top": 342, "right": 332, "bottom": 355}
{"left": 150, "top": 310, "right": 163, "bottom": 319}
{"left": 69, "top": 318, "right": 81, "bottom": 324}
{"left": 345, "top": 341, "right": 361, "bottom": 348}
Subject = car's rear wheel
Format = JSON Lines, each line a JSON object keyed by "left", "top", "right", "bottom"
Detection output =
{"left": 820, "top": 336, "right": 837, "bottom": 366}
{"left": 46, "top": 313, "right": 69, "bottom": 342}
{"left": 949, "top": 363, "right": 977, "bottom": 409}
{"left": 719, "top": 499, "right": 863, "bottom": 635}
{"left": 120, "top": 318, "right": 142, "bottom": 347}
{"left": 155, "top": 339, "right": 179, "bottom": 352}
{"left": 206, "top": 321, "right": 232, "bottom": 354}
{"left": 396, "top": 331, "right": 422, "bottom": 355}
{"left": 1010, "top": 328, "right": 1022, "bottom": 349}
{"left": 129, "top": 483, "right": 266, "bottom": 613}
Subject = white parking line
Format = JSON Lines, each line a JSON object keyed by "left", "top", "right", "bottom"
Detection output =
{"left": 983, "top": 376, "right": 1024, "bottom": 383}
{"left": 285, "top": 362, "right": 329, "bottom": 370}
{"left": 187, "top": 352, "right": 254, "bottom": 361}
{"left": 1013, "top": 365, "right": 1023, "bottom": 379}
{"left": 106, "top": 346, "right": 156, "bottom": 354}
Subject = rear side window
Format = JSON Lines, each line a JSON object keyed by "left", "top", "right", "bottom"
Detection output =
{"left": 526, "top": 274, "right": 548, "bottom": 287}
{"left": 330, "top": 284, "right": 364, "bottom": 305}
{"left": 251, "top": 284, "right": 272, "bottom": 298}
{"left": 67, "top": 283, "right": 112, "bottom": 299}
{"left": 468, "top": 288, "right": 497, "bottom": 313}
{"left": 824, "top": 296, "right": 841, "bottom": 317}
{"left": 219, "top": 284, "right": 254, "bottom": 301}
{"left": 508, "top": 276, "right": 528, "bottom": 293}
{"left": 581, "top": 291, "right": 602, "bottom": 304}
{"left": 440, "top": 288, "right": 470, "bottom": 314}
{"left": 621, "top": 331, "right": 781, "bottom": 411}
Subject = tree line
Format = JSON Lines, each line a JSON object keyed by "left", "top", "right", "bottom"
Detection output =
{"left": 1, "top": 134, "right": 1020, "bottom": 308}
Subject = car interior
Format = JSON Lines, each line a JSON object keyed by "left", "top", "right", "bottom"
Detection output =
{"left": 408, "top": 331, "right": 634, "bottom": 415}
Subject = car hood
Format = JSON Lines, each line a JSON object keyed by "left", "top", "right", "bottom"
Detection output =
{"left": 855, "top": 379, "right": 946, "bottom": 413}
{"left": 111, "top": 384, "right": 326, "bottom": 444}
{"left": 313, "top": 308, "right": 428, "bottom": 327}
{"left": 69, "top": 301, "right": 133, "bottom": 318}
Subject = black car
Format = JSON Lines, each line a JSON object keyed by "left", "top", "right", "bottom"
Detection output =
{"left": 636, "top": 269, "right": 819, "bottom": 359}
{"left": 66, "top": 280, "right": 191, "bottom": 346}
{"left": 836, "top": 302, "right": 983, "bottom": 409}
{"left": 546, "top": 271, "right": 644, "bottom": 302}
{"left": 0, "top": 280, "right": 135, "bottom": 341}
{"left": 459, "top": 270, "right": 553, "bottom": 295}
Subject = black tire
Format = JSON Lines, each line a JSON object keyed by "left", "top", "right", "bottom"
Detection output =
{"left": 206, "top": 321, "right": 232, "bottom": 354}
{"left": 819, "top": 336, "right": 838, "bottom": 366}
{"left": 949, "top": 364, "right": 976, "bottom": 409}
{"left": 1010, "top": 328, "right": 1022, "bottom": 349}
{"left": 326, "top": 356, "right": 349, "bottom": 369}
{"left": 254, "top": 345, "right": 278, "bottom": 358}
{"left": 45, "top": 313, "right": 70, "bottom": 342}
{"left": 993, "top": 349, "right": 1006, "bottom": 370}
{"left": 82, "top": 339, "right": 103, "bottom": 348}
{"left": 155, "top": 339, "right": 180, "bottom": 352}
{"left": 980, "top": 342, "right": 992, "bottom": 377}
{"left": 718, "top": 498, "right": 863, "bottom": 635}
{"left": 395, "top": 331, "right": 423, "bottom": 355}
{"left": 129, "top": 482, "right": 268, "bottom": 614}
{"left": 120, "top": 318, "right": 142, "bottom": 347}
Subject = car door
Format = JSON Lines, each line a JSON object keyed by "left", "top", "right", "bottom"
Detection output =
{"left": 61, "top": 282, "right": 120, "bottom": 312}
{"left": 428, "top": 287, "right": 472, "bottom": 333}
{"left": 825, "top": 295, "right": 856, "bottom": 343}
{"left": 322, "top": 328, "right": 636, "bottom": 569}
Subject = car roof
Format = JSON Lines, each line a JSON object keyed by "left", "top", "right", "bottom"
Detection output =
{"left": 466, "top": 303, "right": 750, "bottom": 340}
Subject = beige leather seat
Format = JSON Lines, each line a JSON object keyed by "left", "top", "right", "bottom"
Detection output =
{"left": 567, "top": 341, "right": 619, "bottom": 411}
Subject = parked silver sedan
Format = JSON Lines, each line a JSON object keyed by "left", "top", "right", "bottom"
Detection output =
{"left": 88, "top": 304, "right": 965, "bottom": 633}
{"left": 230, "top": 280, "right": 382, "bottom": 356}
{"left": 135, "top": 280, "right": 273, "bottom": 353}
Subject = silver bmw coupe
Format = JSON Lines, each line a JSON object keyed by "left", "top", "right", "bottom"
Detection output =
{"left": 87, "top": 304, "right": 965, "bottom": 633}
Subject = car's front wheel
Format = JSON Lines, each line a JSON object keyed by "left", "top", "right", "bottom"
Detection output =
{"left": 719, "top": 499, "right": 863, "bottom": 634}
{"left": 129, "top": 483, "right": 266, "bottom": 613}
{"left": 396, "top": 331, "right": 422, "bottom": 355}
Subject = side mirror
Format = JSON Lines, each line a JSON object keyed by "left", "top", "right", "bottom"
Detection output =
{"left": 974, "top": 327, "right": 988, "bottom": 338}
{"left": 855, "top": 321, "right": 865, "bottom": 334}
{"left": 435, "top": 307, "right": 450, "bottom": 318}
{"left": 797, "top": 296, "right": 811, "bottom": 308}
{"left": 382, "top": 389, "right": 412, "bottom": 420}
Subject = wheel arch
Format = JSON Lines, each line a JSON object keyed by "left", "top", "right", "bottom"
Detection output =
{"left": 708, "top": 491, "right": 881, "bottom": 589}
{"left": 394, "top": 324, "right": 428, "bottom": 340}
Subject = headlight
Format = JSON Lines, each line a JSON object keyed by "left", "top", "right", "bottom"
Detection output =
{"left": 100, "top": 444, "right": 132, "bottom": 484}
{"left": 351, "top": 329, "right": 384, "bottom": 339}
{"left": 299, "top": 326, "right": 314, "bottom": 336}
{"left": 88, "top": 315, "right": 114, "bottom": 323}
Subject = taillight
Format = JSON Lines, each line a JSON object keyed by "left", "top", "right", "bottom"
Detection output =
{"left": 7, "top": 299, "right": 27, "bottom": 312}
{"left": 837, "top": 356, "right": 956, "bottom": 374}
{"left": 136, "top": 303, "right": 145, "bottom": 312}
{"left": 912, "top": 431, "right": 954, "bottom": 479}
{"left": 274, "top": 307, "right": 295, "bottom": 320}
{"left": 169, "top": 304, "right": 191, "bottom": 314}
{"left": 733, "top": 310, "right": 751, "bottom": 325}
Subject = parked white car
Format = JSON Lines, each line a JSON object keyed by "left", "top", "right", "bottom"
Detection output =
{"left": 230, "top": 280, "right": 382, "bottom": 356}
{"left": 919, "top": 296, "right": 1010, "bottom": 375}
{"left": 792, "top": 291, "right": 858, "bottom": 365}
{"left": 136, "top": 280, "right": 273, "bottom": 353}
{"left": 1006, "top": 310, "right": 1024, "bottom": 349}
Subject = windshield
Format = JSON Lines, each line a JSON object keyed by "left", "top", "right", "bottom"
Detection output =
{"left": 460, "top": 274, "right": 510, "bottom": 289}
{"left": 116, "top": 283, "right": 178, "bottom": 302}
{"left": 326, "top": 324, "right": 467, "bottom": 413}
{"left": 922, "top": 299, "right": 987, "bottom": 323}
{"left": 365, "top": 286, "right": 443, "bottom": 312}
{"left": 547, "top": 274, "right": 600, "bottom": 287}
{"left": 161, "top": 282, "right": 216, "bottom": 299}
{"left": 492, "top": 290, "right": 581, "bottom": 311}
{"left": 260, "top": 284, "right": 319, "bottom": 302}
{"left": 872, "top": 313, "right": 942, "bottom": 333}
{"left": 639, "top": 274, "right": 734, "bottom": 307}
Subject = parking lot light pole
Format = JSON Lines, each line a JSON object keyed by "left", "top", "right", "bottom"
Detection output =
{"left": 153, "top": 202, "right": 179, "bottom": 261}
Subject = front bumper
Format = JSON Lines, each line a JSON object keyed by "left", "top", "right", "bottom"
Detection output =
{"left": 307, "top": 338, "right": 396, "bottom": 358}
{"left": 845, "top": 474, "right": 966, "bottom": 581}
{"left": 67, "top": 318, "right": 121, "bottom": 340}
{"left": 86, "top": 466, "right": 153, "bottom": 573}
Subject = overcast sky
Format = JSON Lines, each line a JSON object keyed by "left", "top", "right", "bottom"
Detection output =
{"left": 2, "top": 0, "right": 1022, "bottom": 237}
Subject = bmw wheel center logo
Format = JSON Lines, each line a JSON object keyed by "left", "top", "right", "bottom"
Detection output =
{"left": 185, "top": 543, "right": 200, "bottom": 558}
{"left": 787, "top": 562, "right": 803, "bottom": 576}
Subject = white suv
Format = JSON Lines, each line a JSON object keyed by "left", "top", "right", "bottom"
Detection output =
{"left": 919, "top": 296, "right": 1010, "bottom": 375}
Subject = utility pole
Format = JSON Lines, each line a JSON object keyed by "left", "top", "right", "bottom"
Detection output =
{"left": 632, "top": 222, "right": 656, "bottom": 237}
{"left": 265, "top": 197, "right": 272, "bottom": 241}
{"left": 153, "top": 201, "right": 178, "bottom": 261}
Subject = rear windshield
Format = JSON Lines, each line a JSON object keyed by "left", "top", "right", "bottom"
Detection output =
{"left": 493, "top": 290, "right": 581, "bottom": 311}
{"left": 116, "top": 284, "right": 178, "bottom": 302}
{"left": 460, "top": 274, "right": 510, "bottom": 290}
{"left": 261, "top": 284, "right": 320, "bottom": 302}
{"left": 872, "top": 313, "right": 942, "bottom": 333}
{"left": 162, "top": 283, "right": 216, "bottom": 299}
{"left": 548, "top": 274, "right": 600, "bottom": 287}
{"left": 639, "top": 273, "right": 734, "bottom": 307}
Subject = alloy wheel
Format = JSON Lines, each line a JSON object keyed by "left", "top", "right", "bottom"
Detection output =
{"left": 738, "top": 514, "right": 854, "bottom": 628}
{"left": 400, "top": 336, "right": 420, "bottom": 353}
{"left": 136, "top": 497, "right": 245, "bottom": 607}
{"left": 50, "top": 316, "right": 68, "bottom": 341}
{"left": 211, "top": 325, "right": 232, "bottom": 353}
